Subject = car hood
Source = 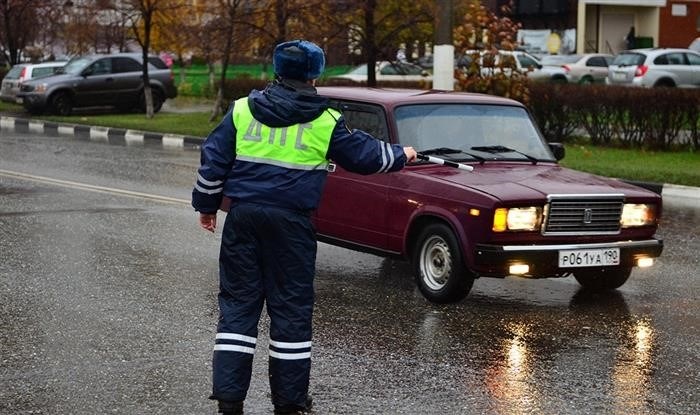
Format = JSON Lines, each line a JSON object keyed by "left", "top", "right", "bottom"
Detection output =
{"left": 410, "top": 163, "right": 658, "bottom": 201}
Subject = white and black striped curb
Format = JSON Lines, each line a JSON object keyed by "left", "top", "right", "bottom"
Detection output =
{"left": 0, "top": 116, "right": 205, "bottom": 148}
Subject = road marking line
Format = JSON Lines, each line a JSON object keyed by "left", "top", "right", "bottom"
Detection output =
{"left": 0, "top": 169, "right": 190, "bottom": 206}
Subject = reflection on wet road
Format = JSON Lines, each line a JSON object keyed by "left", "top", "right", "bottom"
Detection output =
{"left": 0, "top": 131, "right": 698, "bottom": 414}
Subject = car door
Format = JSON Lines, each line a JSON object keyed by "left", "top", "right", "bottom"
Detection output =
{"left": 74, "top": 57, "right": 118, "bottom": 107}
{"left": 662, "top": 52, "right": 692, "bottom": 87}
{"left": 684, "top": 51, "right": 700, "bottom": 87}
{"left": 314, "top": 100, "right": 394, "bottom": 251}
{"left": 111, "top": 57, "right": 144, "bottom": 106}
{"left": 585, "top": 56, "right": 609, "bottom": 83}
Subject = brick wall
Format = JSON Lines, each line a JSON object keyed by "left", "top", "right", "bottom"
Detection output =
{"left": 659, "top": 1, "right": 700, "bottom": 47}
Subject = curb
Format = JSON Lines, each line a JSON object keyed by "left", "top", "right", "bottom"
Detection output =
{"left": 1, "top": 115, "right": 698, "bottom": 200}
{"left": 0, "top": 115, "right": 205, "bottom": 148}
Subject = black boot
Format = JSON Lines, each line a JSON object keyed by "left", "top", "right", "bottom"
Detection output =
{"left": 273, "top": 396, "right": 313, "bottom": 414}
{"left": 218, "top": 400, "right": 244, "bottom": 415}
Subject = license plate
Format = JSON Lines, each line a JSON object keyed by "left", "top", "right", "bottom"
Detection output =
{"left": 612, "top": 72, "right": 627, "bottom": 81}
{"left": 558, "top": 248, "right": 620, "bottom": 268}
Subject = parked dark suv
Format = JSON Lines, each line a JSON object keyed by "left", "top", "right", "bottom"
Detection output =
{"left": 16, "top": 53, "right": 177, "bottom": 115}
{"left": 309, "top": 87, "right": 663, "bottom": 304}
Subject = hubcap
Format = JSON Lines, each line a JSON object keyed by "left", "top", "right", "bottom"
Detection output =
{"left": 419, "top": 235, "right": 452, "bottom": 290}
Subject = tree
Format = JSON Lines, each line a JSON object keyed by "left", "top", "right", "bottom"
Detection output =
{"left": 346, "top": 0, "right": 434, "bottom": 87}
{"left": 207, "top": 0, "right": 244, "bottom": 121}
{"left": 453, "top": 0, "right": 526, "bottom": 101}
{"left": 119, "top": 0, "right": 180, "bottom": 118}
{"left": 0, "top": 0, "right": 42, "bottom": 65}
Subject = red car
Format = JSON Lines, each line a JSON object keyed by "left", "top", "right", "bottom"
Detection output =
{"left": 313, "top": 87, "right": 663, "bottom": 303}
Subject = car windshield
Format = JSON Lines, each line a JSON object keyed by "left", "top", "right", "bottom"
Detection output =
{"left": 612, "top": 53, "right": 645, "bottom": 66}
{"left": 59, "top": 57, "right": 93, "bottom": 75}
{"left": 395, "top": 104, "right": 554, "bottom": 162}
{"left": 346, "top": 64, "right": 368, "bottom": 75}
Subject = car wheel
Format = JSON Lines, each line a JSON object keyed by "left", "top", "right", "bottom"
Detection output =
{"left": 50, "top": 92, "right": 72, "bottom": 116}
{"left": 653, "top": 79, "right": 675, "bottom": 88}
{"left": 579, "top": 76, "right": 593, "bottom": 85}
{"left": 573, "top": 267, "right": 632, "bottom": 291}
{"left": 550, "top": 75, "right": 567, "bottom": 84}
{"left": 412, "top": 223, "right": 474, "bottom": 303}
{"left": 140, "top": 90, "right": 164, "bottom": 113}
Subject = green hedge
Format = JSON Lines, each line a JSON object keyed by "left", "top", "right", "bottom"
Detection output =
{"left": 528, "top": 83, "right": 700, "bottom": 151}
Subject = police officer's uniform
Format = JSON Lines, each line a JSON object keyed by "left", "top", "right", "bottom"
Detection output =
{"left": 192, "top": 40, "right": 409, "bottom": 414}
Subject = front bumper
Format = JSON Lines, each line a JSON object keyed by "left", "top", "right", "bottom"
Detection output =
{"left": 16, "top": 93, "right": 49, "bottom": 109}
{"left": 474, "top": 239, "right": 663, "bottom": 277}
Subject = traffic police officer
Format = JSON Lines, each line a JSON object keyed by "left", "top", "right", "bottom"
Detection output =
{"left": 192, "top": 40, "right": 417, "bottom": 414}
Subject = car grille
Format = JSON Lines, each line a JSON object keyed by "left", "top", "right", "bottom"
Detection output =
{"left": 542, "top": 194, "right": 624, "bottom": 235}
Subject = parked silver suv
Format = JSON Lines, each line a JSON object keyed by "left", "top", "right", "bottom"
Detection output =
{"left": 607, "top": 48, "right": 700, "bottom": 88}
{"left": 17, "top": 53, "right": 177, "bottom": 115}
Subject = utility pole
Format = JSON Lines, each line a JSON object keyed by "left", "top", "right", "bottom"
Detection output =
{"left": 433, "top": 0, "right": 454, "bottom": 90}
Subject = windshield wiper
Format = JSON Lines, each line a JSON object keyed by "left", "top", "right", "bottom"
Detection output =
{"left": 419, "top": 147, "right": 486, "bottom": 163}
{"left": 470, "top": 145, "right": 539, "bottom": 164}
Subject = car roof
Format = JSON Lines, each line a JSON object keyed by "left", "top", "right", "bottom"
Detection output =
{"left": 316, "top": 87, "right": 523, "bottom": 107}
{"left": 622, "top": 48, "right": 697, "bottom": 55}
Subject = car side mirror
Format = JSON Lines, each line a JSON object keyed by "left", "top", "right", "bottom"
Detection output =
{"left": 549, "top": 142, "right": 565, "bottom": 160}
{"left": 81, "top": 68, "right": 92, "bottom": 77}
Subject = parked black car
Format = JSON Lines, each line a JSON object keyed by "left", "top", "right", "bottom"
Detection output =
{"left": 16, "top": 53, "right": 177, "bottom": 115}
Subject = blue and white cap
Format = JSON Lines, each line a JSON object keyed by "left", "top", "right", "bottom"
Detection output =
{"left": 273, "top": 40, "right": 325, "bottom": 81}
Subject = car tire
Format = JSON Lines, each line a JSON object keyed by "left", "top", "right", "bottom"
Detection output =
{"left": 412, "top": 223, "right": 474, "bottom": 303}
{"left": 579, "top": 76, "right": 593, "bottom": 85}
{"left": 139, "top": 89, "right": 164, "bottom": 113}
{"left": 50, "top": 92, "right": 72, "bottom": 116}
{"left": 573, "top": 267, "right": 632, "bottom": 291}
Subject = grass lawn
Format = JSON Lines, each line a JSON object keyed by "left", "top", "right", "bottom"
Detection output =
{"left": 561, "top": 144, "right": 700, "bottom": 188}
{"left": 2, "top": 98, "right": 698, "bottom": 188}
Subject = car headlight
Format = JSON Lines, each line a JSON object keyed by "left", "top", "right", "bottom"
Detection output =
{"left": 621, "top": 203, "right": 656, "bottom": 227}
{"left": 493, "top": 207, "right": 542, "bottom": 232}
{"left": 34, "top": 83, "right": 48, "bottom": 93}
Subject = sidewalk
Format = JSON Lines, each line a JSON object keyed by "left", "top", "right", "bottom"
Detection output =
{"left": 1, "top": 113, "right": 698, "bottom": 200}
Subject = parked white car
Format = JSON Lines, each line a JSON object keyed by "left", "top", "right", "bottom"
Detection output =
{"left": 465, "top": 50, "right": 570, "bottom": 83}
{"left": 607, "top": 48, "right": 700, "bottom": 88}
{"left": 1, "top": 61, "right": 66, "bottom": 103}
{"left": 540, "top": 53, "right": 613, "bottom": 84}
{"left": 329, "top": 61, "right": 432, "bottom": 83}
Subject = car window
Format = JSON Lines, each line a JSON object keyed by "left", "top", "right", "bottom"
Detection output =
{"left": 586, "top": 57, "right": 607, "bottom": 67}
{"left": 112, "top": 57, "right": 142, "bottom": 73}
{"left": 687, "top": 53, "right": 700, "bottom": 65}
{"left": 395, "top": 104, "right": 553, "bottom": 160}
{"left": 517, "top": 55, "right": 539, "bottom": 69}
{"left": 148, "top": 57, "right": 168, "bottom": 69}
{"left": 4, "top": 65, "right": 25, "bottom": 79}
{"left": 87, "top": 58, "right": 112, "bottom": 75}
{"left": 31, "top": 67, "right": 58, "bottom": 78}
{"left": 612, "top": 53, "right": 645, "bottom": 66}
{"left": 666, "top": 53, "right": 686, "bottom": 65}
{"left": 331, "top": 100, "right": 388, "bottom": 141}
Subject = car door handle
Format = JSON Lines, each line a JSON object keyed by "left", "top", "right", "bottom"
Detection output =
{"left": 105, "top": 77, "right": 114, "bottom": 82}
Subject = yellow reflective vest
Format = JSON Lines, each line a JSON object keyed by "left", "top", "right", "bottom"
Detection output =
{"left": 232, "top": 97, "right": 339, "bottom": 171}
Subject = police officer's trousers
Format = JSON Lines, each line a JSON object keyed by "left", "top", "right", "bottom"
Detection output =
{"left": 211, "top": 202, "right": 316, "bottom": 408}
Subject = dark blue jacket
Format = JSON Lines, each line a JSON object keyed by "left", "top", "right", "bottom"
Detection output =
{"left": 192, "top": 80, "right": 407, "bottom": 214}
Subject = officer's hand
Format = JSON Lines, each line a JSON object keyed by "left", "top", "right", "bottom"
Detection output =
{"left": 199, "top": 213, "right": 217, "bottom": 233}
{"left": 403, "top": 146, "right": 417, "bottom": 163}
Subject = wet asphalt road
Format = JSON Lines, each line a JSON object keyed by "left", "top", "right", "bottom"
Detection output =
{"left": 0, "top": 131, "right": 698, "bottom": 415}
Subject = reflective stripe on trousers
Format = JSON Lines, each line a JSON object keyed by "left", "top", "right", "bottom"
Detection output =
{"left": 212, "top": 202, "right": 316, "bottom": 407}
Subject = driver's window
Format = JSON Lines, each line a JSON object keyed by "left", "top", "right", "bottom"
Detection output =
{"left": 88, "top": 59, "right": 112, "bottom": 75}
